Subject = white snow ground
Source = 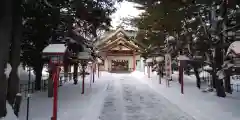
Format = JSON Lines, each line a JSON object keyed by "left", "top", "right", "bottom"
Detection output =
{"left": 18, "top": 72, "right": 112, "bottom": 120}
{"left": 99, "top": 73, "right": 194, "bottom": 120}
{"left": 131, "top": 70, "right": 240, "bottom": 120}
{"left": 0, "top": 103, "right": 18, "bottom": 120}
{"left": 4, "top": 70, "right": 240, "bottom": 120}
{"left": 17, "top": 71, "right": 195, "bottom": 120}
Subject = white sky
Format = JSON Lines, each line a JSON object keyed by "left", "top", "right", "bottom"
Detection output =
{"left": 111, "top": 1, "right": 143, "bottom": 29}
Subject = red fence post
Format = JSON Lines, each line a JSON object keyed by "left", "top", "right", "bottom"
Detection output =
{"left": 82, "top": 67, "right": 85, "bottom": 94}
{"left": 51, "top": 66, "right": 59, "bottom": 120}
{"left": 97, "top": 64, "right": 100, "bottom": 78}
{"left": 180, "top": 61, "right": 184, "bottom": 94}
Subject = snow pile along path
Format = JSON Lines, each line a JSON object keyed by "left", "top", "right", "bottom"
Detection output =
{"left": 0, "top": 103, "right": 18, "bottom": 120}
{"left": 132, "top": 71, "right": 240, "bottom": 120}
{"left": 18, "top": 73, "right": 111, "bottom": 120}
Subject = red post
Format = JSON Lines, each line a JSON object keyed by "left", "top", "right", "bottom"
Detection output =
{"left": 51, "top": 67, "right": 59, "bottom": 120}
{"left": 82, "top": 69, "right": 85, "bottom": 94}
{"left": 180, "top": 61, "right": 184, "bottom": 94}
{"left": 92, "top": 63, "right": 95, "bottom": 83}
{"left": 97, "top": 64, "right": 100, "bottom": 78}
{"left": 133, "top": 52, "right": 136, "bottom": 71}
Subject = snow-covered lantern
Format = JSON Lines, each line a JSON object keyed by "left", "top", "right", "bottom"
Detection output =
{"left": 226, "top": 41, "right": 240, "bottom": 74}
{"left": 177, "top": 55, "right": 190, "bottom": 66}
{"left": 177, "top": 55, "right": 190, "bottom": 61}
{"left": 146, "top": 58, "right": 153, "bottom": 66}
{"left": 78, "top": 52, "right": 91, "bottom": 60}
{"left": 156, "top": 56, "right": 164, "bottom": 83}
{"left": 78, "top": 51, "right": 92, "bottom": 94}
{"left": 166, "top": 36, "right": 176, "bottom": 44}
{"left": 156, "top": 56, "right": 164, "bottom": 63}
{"left": 177, "top": 55, "right": 190, "bottom": 94}
{"left": 78, "top": 51, "right": 92, "bottom": 66}
{"left": 42, "top": 44, "right": 67, "bottom": 65}
{"left": 192, "top": 51, "right": 203, "bottom": 61}
{"left": 97, "top": 58, "right": 102, "bottom": 64}
{"left": 146, "top": 58, "right": 153, "bottom": 78}
{"left": 42, "top": 44, "right": 67, "bottom": 120}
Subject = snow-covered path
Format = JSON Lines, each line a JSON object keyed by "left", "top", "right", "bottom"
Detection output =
{"left": 18, "top": 72, "right": 113, "bottom": 120}
{"left": 99, "top": 74, "right": 195, "bottom": 120}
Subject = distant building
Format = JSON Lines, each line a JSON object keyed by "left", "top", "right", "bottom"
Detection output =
{"left": 95, "top": 27, "right": 145, "bottom": 72}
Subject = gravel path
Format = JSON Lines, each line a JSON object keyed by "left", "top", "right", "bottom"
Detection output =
{"left": 99, "top": 74, "right": 195, "bottom": 120}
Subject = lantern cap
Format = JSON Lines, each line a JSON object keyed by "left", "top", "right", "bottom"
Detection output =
{"left": 166, "top": 36, "right": 175, "bottom": 41}
{"left": 146, "top": 58, "right": 153, "bottom": 63}
{"left": 77, "top": 52, "right": 91, "bottom": 60}
{"left": 156, "top": 56, "right": 164, "bottom": 62}
{"left": 177, "top": 55, "right": 190, "bottom": 60}
{"left": 42, "top": 44, "right": 67, "bottom": 54}
{"left": 226, "top": 41, "right": 240, "bottom": 56}
{"left": 97, "top": 58, "right": 102, "bottom": 63}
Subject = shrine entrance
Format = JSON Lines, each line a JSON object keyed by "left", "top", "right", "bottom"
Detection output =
{"left": 95, "top": 27, "right": 146, "bottom": 72}
{"left": 111, "top": 60, "right": 129, "bottom": 72}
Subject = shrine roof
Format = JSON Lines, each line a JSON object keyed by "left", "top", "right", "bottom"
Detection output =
{"left": 95, "top": 27, "right": 146, "bottom": 50}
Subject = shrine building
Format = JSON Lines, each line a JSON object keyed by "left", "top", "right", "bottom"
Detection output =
{"left": 95, "top": 27, "right": 145, "bottom": 72}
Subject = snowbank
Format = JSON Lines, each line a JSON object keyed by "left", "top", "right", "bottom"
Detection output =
{"left": 130, "top": 71, "right": 145, "bottom": 79}
{"left": 199, "top": 71, "right": 211, "bottom": 78}
{"left": 203, "top": 65, "right": 212, "bottom": 71}
{"left": 133, "top": 70, "right": 240, "bottom": 120}
{"left": 0, "top": 103, "right": 17, "bottom": 120}
{"left": 5, "top": 64, "right": 35, "bottom": 82}
{"left": 5, "top": 64, "right": 51, "bottom": 82}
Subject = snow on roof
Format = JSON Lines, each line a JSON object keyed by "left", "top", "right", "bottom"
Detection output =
{"left": 177, "top": 55, "right": 190, "bottom": 60}
{"left": 42, "top": 44, "right": 67, "bottom": 53}
{"left": 227, "top": 41, "right": 240, "bottom": 55}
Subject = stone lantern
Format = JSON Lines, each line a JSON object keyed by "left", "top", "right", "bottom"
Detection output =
{"left": 146, "top": 58, "right": 153, "bottom": 78}
{"left": 42, "top": 44, "right": 67, "bottom": 120}
{"left": 156, "top": 56, "right": 164, "bottom": 84}
{"left": 77, "top": 51, "right": 91, "bottom": 94}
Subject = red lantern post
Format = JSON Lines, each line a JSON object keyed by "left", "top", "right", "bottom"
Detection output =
{"left": 179, "top": 60, "right": 184, "bottom": 94}
{"left": 42, "top": 44, "right": 67, "bottom": 120}
{"left": 51, "top": 66, "right": 60, "bottom": 120}
{"left": 178, "top": 55, "right": 188, "bottom": 94}
{"left": 97, "top": 64, "right": 100, "bottom": 78}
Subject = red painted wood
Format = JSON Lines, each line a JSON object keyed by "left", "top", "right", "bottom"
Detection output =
{"left": 179, "top": 61, "right": 184, "bottom": 94}
{"left": 82, "top": 71, "right": 85, "bottom": 94}
{"left": 133, "top": 52, "right": 136, "bottom": 71}
{"left": 52, "top": 67, "right": 59, "bottom": 120}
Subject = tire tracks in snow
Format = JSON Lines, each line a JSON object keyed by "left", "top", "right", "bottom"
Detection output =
{"left": 100, "top": 74, "right": 195, "bottom": 120}
{"left": 99, "top": 77, "right": 126, "bottom": 120}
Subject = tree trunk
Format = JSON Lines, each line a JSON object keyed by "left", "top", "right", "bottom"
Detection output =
{"left": 64, "top": 62, "right": 68, "bottom": 82}
{"left": 7, "top": 0, "right": 22, "bottom": 106}
{"left": 73, "top": 62, "right": 78, "bottom": 84}
{"left": 69, "top": 65, "right": 72, "bottom": 81}
{"left": 0, "top": 0, "right": 13, "bottom": 117}
{"left": 224, "top": 69, "right": 232, "bottom": 94}
{"left": 215, "top": 47, "right": 226, "bottom": 97}
{"left": 193, "top": 66, "right": 201, "bottom": 89}
{"left": 211, "top": 62, "right": 216, "bottom": 89}
{"left": 34, "top": 61, "right": 44, "bottom": 90}
{"left": 48, "top": 64, "right": 53, "bottom": 97}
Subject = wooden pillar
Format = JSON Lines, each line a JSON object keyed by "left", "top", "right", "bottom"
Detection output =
{"left": 133, "top": 52, "right": 136, "bottom": 71}
{"left": 179, "top": 60, "right": 184, "bottom": 94}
